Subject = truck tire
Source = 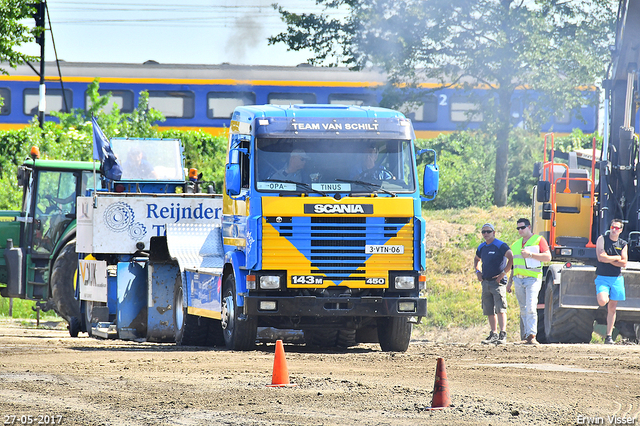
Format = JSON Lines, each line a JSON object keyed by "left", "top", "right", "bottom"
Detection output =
{"left": 174, "top": 283, "right": 208, "bottom": 346}
{"left": 50, "top": 239, "right": 81, "bottom": 325}
{"left": 535, "top": 275, "right": 550, "bottom": 343}
{"left": 544, "top": 281, "right": 595, "bottom": 343}
{"left": 536, "top": 308, "right": 547, "bottom": 343}
{"left": 377, "top": 317, "right": 412, "bottom": 352}
{"left": 221, "top": 273, "right": 257, "bottom": 350}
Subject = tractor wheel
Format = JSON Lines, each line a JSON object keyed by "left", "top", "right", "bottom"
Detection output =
{"left": 50, "top": 239, "right": 81, "bottom": 327}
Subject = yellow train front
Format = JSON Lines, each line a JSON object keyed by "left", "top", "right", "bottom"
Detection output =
{"left": 221, "top": 104, "right": 438, "bottom": 351}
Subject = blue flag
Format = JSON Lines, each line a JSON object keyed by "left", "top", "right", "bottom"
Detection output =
{"left": 92, "top": 116, "right": 123, "bottom": 181}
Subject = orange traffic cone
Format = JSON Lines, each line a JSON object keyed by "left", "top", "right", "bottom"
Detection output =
{"left": 425, "top": 357, "right": 451, "bottom": 410}
{"left": 266, "top": 339, "right": 296, "bottom": 387}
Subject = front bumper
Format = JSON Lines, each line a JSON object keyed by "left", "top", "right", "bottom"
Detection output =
{"left": 244, "top": 295, "right": 427, "bottom": 317}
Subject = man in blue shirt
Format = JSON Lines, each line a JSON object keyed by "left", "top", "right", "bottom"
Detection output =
{"left": 474, "top": 223, "right": 513, "bottom": 344}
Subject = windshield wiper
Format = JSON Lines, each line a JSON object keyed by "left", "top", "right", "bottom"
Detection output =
{"left": 264, "top": 179, "right": 327, "bottom": 196}
{"left": 335, "top": 179, "right": 396, "bottom": 197}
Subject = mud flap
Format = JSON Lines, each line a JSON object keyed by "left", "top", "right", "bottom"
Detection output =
{"left": 560, "top": 264, "right": 640, "bottom": 313}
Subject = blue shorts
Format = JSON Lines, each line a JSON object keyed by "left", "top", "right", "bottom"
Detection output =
{"left": 595, "top": 275, "right": 626, "bottom": 301}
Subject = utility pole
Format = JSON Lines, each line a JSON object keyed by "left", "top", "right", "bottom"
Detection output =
{"left": 33, "top": 1, "right": 46, "bottom": 128}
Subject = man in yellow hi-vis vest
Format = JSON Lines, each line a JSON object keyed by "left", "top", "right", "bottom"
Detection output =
{"left": 507, "top": 218, "right": 551, "bottom": 345}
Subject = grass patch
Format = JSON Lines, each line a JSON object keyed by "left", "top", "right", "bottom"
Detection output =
{"left": 0, "top": 297, "right": 61, "bottom": 321}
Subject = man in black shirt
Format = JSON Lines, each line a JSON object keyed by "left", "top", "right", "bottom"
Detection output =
{"left": 595, "top": 218, "right": 628, "bottom": 344}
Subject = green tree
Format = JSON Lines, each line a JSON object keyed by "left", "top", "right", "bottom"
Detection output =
{"left": 0, "top": 0, "right": 40, "bottom": 75}
{"left": 270, "top": 0, "right": 615, "bottom": 206}
{"left": 0, "top": 79, "right": 227, "bottom": 210}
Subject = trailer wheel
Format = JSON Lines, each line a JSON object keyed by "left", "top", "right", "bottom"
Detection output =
{"left": 174, "top": 283, "right": 208, "bottom": 346}
{"left": 544, "top": 281, "right": 595, "bottom": 343}
{"left": 83, "top": 300, "right": 94, "bottom": 337}
{"left": 50, "top": 239, "right": 81, "bottom": 327}
{"left": 221, "top": 273, "right": 257, "bottom": 350}
{"left": 377, "top": 317, "right": 412, "bottom": 352}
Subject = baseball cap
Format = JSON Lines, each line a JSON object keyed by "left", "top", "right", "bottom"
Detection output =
{"left": 482, "top": 223, "right": 495, "bottom": 231}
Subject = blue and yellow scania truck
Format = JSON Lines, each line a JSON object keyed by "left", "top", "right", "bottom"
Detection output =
{"left": 76, "top": 104, "right": 438, "bottom": 352}
{"left": 216, "top": 104, "right": 438, "bottom": 351}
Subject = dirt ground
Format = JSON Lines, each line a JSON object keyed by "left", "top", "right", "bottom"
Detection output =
{"left": 1, "top": 320, "right": 639, "bottom": 426}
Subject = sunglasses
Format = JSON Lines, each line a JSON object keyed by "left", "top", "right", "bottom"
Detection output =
{"left": 611, "top": 225, "right": 623, "bottom": 230}
{"left": 516, "top": 225, "right": 527, "bottom": 230}
{"left": 481, "top": 230, "right": 493, "bottom": 234}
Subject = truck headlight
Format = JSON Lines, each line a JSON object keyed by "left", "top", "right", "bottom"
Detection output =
{"left": 260, "top": 275, "right": 280, "bottom": 289}
{"left": 395, "top": 276, "right": 415, "bottom": 290}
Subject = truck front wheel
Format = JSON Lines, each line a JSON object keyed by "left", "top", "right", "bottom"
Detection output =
{"left": 544, "top": 281, "right": 595, "bottom": 343}
{"left": 221, "top": 273, "right": 256, "bottom": 351}
{"left": 50, "top": 239, "right": 81, "bottom": 327}
{"left": 377, "top": 317, "right": 412, "bottom": 352}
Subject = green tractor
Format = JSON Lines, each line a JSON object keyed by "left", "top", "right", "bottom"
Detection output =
{"left": 0, "top": 152, "right": 98, "bottom": 336}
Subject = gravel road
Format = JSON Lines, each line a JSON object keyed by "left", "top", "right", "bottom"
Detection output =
{"left": 1, "top": 320, "right": 639, "bottom": 426}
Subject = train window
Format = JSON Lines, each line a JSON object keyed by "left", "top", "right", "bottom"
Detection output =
{"left": 268, "top": 92, "right": 316, "bottom": 105}
{"left": 148, "top": 91, "right": 195, "bottom": 118}
{"left": 85, "top": 90, "right": 134, "bottom": 113}
{"left": 0, "top": 88, "right": 10, "bottom": 115}
{"left": 23, "top": 88, "right": 72, "bottom": 116}
{"left": 403, "top": 96, "right": 438, "bottom": 123}
{"left": 328, "top": 93, "right": 377, "bottom": 106}
{"left": 450, "top": 96, "right": 483, "bottom": 122}
{"left": 554, "top": 110, "right": 571, "bottom": 124}
{"left": 207, "top": 92, "right": 255, "bottom": 118}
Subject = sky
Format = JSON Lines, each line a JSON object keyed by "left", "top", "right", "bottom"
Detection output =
{"left": 19, "top": 0, "right": 341, "bottom": 66}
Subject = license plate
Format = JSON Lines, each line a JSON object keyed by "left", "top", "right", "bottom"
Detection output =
{"left": 365, "top": 245, "right": 404, "bottom": 254}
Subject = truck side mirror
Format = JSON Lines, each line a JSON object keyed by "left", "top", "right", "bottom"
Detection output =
{"left": 532, "top": 162, "right": 542, "bottom": 178}
{"left": 225, "top": 164, "right": 241, "bottom": 196}
{"left": 16, "top": 166, "right": 29, "bottom": 187}
{"left": 423, "top": 164, "right": 439, "bottom": 201}
{"left": 418, "top": 148, "right": 439, "bottom": 202}
{"left": 537, "top": 180, "right": 551, "bottom": 203}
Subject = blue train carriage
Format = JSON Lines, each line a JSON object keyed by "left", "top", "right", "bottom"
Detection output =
{"left": 189, "top": 103, "right": 439, "bottom": 352}
{"left": 0, "top": 61, "right": 598, "bottom": 139}
{"left": 75, "top": 137, "right": 224, "bottom": 340}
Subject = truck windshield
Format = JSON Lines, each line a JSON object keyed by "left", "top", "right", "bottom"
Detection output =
{"left": 255, "top": 138, "right": 416, "bottom": 194}
{"left": 111, "top": 139, "right": 184, "bottom": 181}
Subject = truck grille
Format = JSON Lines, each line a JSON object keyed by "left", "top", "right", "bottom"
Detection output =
{"left": 262, "top": 216, "right": 413, "bottom": 287}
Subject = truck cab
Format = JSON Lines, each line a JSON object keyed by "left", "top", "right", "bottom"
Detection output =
{"left": 220, "top": 104, "right": 438, "bottom": 350}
